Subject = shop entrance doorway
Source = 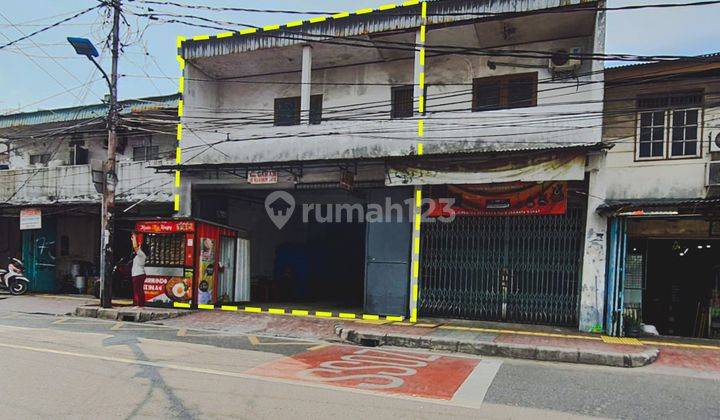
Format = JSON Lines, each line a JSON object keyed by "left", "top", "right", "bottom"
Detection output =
{"left": 632, "top": 239, "right": 720, "bottom": 337}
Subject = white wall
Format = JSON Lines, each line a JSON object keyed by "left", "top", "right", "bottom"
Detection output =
{"left": 181, "top": 16, "right": 602, "bottom": 166}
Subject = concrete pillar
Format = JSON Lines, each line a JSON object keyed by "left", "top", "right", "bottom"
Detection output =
{"left": 412, "top": 28, "right": 426, "bottom": 114}
{"left": 579, "top": 152, "right": 608, "bottom": 332}
{"left": 177, "top": 176, "right": 192, "bottom": 217}
{"left": 300, "top": 45, "right": 313, "bottom": 125}
{"left": 408, "top": 186, "right": 422, "bottom": 322}
{"left": 578, "top": 3, "right": 608, "bottom": 333}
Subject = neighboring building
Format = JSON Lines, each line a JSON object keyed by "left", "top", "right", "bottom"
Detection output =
{"left": 170, "top": 0, "right": 607, "bottom": 330}
{"left": 0, "top": 94, "right": 178, "bottom": 293}
{"left": 599, "top": 57, "right": 720, "bottom": 337}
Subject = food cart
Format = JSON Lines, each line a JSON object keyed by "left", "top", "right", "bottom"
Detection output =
{"left": 134, "top": 218, "right": 249, "bottom": 308}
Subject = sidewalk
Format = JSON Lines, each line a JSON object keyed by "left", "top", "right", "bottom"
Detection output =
{"left": 110, "top": 306, "right": 664, "bottom": 368}
{"left": 66, "top": 302, "right": 720, "bottom": 369}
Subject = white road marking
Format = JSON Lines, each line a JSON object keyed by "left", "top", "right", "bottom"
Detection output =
{"left": 451, "top": 359, "right": 502, "bottom": 408}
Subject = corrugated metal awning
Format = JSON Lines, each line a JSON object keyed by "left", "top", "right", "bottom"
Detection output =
{"left": 0, "top": 94, "right": 180, "bottom": 129}
{"left": 181, "top": 0, "right": 597, "bottom": 60}
{"left": 598, "top": 197, "right": 720, "bottom": 216}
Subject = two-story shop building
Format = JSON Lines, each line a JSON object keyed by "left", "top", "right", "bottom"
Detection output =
{"left": 168, "top": 0, "right": 608, "bottom": 330}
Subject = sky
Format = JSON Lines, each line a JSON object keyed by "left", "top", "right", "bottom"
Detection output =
{"left": 1, "top": 0, "right": 719, "bottom": 114}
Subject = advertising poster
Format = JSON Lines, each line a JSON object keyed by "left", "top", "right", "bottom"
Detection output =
{"left": 143, "top": 276, "right": 193, "bottom": 304}
{"left": 428, "top": 182, "right": 568, "bottom": 217}
{"left": 198, "top": 237, "right": 216, "bottom": 305}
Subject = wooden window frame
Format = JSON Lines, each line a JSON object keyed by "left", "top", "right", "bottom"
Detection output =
{"left": 633, "top": 91, "right": 704, "bottom": 162}
{"left": 472, "top": 72, "right": 538, "bottom": 112}
{"left": 390, "top": 85, "right": 427, "bottom": 119}
{"left": 273, "top": 95, "right": 323, "bottom": 126}
{"left": 668, "top": 107, "right": 702, "bottom": 159}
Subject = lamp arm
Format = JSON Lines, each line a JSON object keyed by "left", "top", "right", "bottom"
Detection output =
{"left": 88, "top": 56, "right": 112, "bottom": 92}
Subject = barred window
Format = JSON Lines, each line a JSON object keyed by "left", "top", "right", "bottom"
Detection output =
{"left": 472, "top": 73, "right": 538, "bottom": 112}
{"left": 133, "top": 145, "right": 159, "bottom": 161}
{"left": 638, "top": 111, "right": 666, "bottom": 158}
{"left": 274, "top": 95, "right": 322, "bottom": 126}
{"left": 636, "top": 92, "right": 702, "bottom": 160}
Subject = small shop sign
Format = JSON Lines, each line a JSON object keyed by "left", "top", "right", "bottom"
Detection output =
{"left": 248, "top": 170, "right": 278, "bottom": 184}
{"left": 19, "top": 208, "right": 42, "bottom": 230}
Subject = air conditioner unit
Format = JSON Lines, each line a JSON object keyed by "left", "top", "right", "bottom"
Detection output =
{"left": 707, "top": 161, "right": 720, "bottom": 186}
{"left": 710, "top": 131, "right": 720, "bottom": 153}
{"left": 549, "top": 48, "right": 582, "bottom": 73}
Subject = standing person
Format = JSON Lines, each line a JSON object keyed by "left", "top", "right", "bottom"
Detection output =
{"left": 131, "top": 241, "right": 149, "bottom": 307}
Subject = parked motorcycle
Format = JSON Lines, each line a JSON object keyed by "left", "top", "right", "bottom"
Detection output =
{"left": 0, "top": 258, "right": 30, "bottom": 295}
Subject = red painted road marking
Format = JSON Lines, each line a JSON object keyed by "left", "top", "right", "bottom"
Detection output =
{"left": 245, "top": 345, "right": 479, "bottom": 399}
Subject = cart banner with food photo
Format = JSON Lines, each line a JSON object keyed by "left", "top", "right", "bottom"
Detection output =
{"left": 143, "top": 276, "right": 193, "bottom": 304}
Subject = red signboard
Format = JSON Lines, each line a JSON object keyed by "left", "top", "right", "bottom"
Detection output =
{"left": 428, "top": 182, "right": 568, "bottom": 217}
{"left": 136, "top": 220, "right": 195, "bottom": 233}
{"left": 248, "top": 170, "right": 278, "bottom": 184}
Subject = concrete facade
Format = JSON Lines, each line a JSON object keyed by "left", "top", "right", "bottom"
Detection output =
{"left": 175, "top": 0, "right": 607, "bottom": 328}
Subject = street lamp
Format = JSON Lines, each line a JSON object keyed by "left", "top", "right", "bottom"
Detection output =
{"left": 67, "top": 25, "right": 121, "bottom": 310}
{"left": 67, "top": 37, "right": 110, "bottom": 90}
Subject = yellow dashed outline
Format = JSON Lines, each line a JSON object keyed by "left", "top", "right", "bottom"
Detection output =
{"left": 175, "top": 1, "right": 427, "bottom": 322}
{"left": 332, "top": 11, "right": 351, "bottom": 19}
{"left": 175, "top": 36, "right": 186, "bottom": 215}
{"left": 178, "top": 1, "right": 424, "bottom": 43}
{"left": 172, "top": 302, "right": 404, "bottom": 322}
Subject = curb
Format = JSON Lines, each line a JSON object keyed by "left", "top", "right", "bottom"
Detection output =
{"left": 75, "top": 305, "right": 190, "bottom": 322}
{"left": 337, "top": 328, "right": 659, "bottom": 368}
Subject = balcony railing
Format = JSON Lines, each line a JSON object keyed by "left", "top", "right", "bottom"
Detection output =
{"left": 0, "top": 160, "right": 173, "bottom": 205}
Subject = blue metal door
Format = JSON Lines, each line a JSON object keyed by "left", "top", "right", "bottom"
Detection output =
{"left": 364, "top": 187, "right": 412, "bottom": 315}
{"left": 605, "top": 218, "right": 627, "bottom": 336}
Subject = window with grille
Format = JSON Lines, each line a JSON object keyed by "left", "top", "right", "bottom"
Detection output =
{"left": 274, "top": 95, "right": 322, "bottom": 126}
{"left": 391, "top": 85, "right": 414, "bottom": 118}
{"left": 391, "top": 85, "right": 427, "bottom": 119}
{"left": 671, "top": 109, "right": 699, "bottom": 157}
{"left": 636, "top": 92, "right": 702, "bottom": 160}
{"left": 472, "top": 72, "right": 538, "bottom": 112}
{"left": 29, "top": 154, "right": 50, "bottom": 165}
{"left": 133, "top": 145, "right": 160, "bottom": 161}
{"left": 638, "top": 111, "right": 666, "bottom": 158}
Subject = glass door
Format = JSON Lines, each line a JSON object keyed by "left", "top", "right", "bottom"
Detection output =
{"left": 217, "top": 236, "right": 236, "bottom": 303}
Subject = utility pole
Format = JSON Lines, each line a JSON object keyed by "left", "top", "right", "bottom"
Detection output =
{"left": 100, "top": 0, "right": 121, "bottom": 308}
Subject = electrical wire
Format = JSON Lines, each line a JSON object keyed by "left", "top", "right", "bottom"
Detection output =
{"left": 0, "top": 4, "right": 103, "bottom": 51}
{"left": 131, "top": 8, "right": 720, "bottom": 64}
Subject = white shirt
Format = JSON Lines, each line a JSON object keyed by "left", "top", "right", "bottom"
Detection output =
{"left": 132, "top": 248, "right": 147, "bottom": 277}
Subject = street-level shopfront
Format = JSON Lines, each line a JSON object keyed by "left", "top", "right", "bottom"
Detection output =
{"left": 419, "top": 182, "right": 587, "bottom": 326}
{"left": 386, "top": 147, "right": 591, "bottom": 327}
{"left": 602, "top": 199, "right": 720, "bottom": 338}
{"left": 176, "top": 146, "right": 595, "bottom": 327}
{"left": 190, "top": 165, "right": 413, "bottom": 318}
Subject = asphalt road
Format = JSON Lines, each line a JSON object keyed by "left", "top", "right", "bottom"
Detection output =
{"left": 0, "top": 296, "right": 718, "bottom": 419}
